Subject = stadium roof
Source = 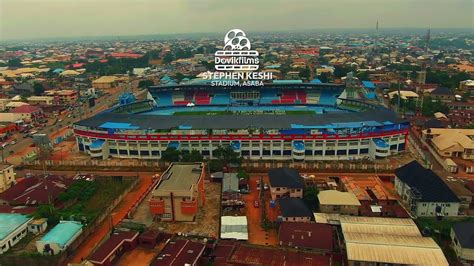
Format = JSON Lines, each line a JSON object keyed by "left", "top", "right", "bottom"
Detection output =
{"left": 0, "top": 213, "right": 32, "bottom": 241}
{"left": 75, "top": 108, "right": 405, "bottom": 131}
{"left": 395, "top": 161, "right": 460, "bottom": 202}
{"left": 220, "top": 216, "right": 248, "bottom": 240}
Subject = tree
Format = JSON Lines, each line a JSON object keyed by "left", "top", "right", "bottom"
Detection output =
{"left": 33, "top": 82, "right": 45, "bottom": 96}
{"left": 318, "top": 72, "right": 330, "bottom": 83}
{"left": 213, "top": 145, "right": 241, "bottom": 166}
{"left": 182, "top": 150, "right": 203, "bottom": 162}
{"left": 138, "top": 79, "right": 154, "bottom": 88}
{"left": 161, "top": 147, "right": 181, "bottom": 162}
{"left": 333, "top": 65, "right": 352, "bottom": 78}
{"left": 7, "top": 58, "right": 22, "bottom": 67}
{"left": 356, "top": 71, "right": 370, "bottom": 80}
{"left": 303, "top": 186, "right": 319, "bottom": 211}
{"left": 237, "top": 168, "right": 249, "bottom": 180}
{"left": 299, "top": 67, "right": 311, "bottom": 80}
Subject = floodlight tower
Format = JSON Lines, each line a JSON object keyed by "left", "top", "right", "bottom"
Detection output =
{"left": 416, "top": 29, "right": 431, "bottom": 85}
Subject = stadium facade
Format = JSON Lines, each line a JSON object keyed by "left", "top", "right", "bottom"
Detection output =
{"left": 73, "top": 82, "right": 409, "bottom": 161}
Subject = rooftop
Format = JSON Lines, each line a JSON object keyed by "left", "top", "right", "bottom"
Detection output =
{"left": 0, "top": 213, "right": 32, "bottom": 241}
{"left": 452, "top": 221, "right": 474, "bottom": 249}
{"left": 279, "top": 222, "right": 333, "bottom": 251}
{"left": 318, "top": 190, "right": 361, "bottom": 206}
{"left": 341, "top": 216, "right": 448, "bottom": 265}
{"left": 268, "top": 168, "right": 304, "bottom": 189}
{"left": 155, "top": 163, "right": 203, "bottom": 191}
{"left": 395, "top": 160, "right": 460, "bottom": 203}
{"left": 39, "top": 221, "right": 82, "bottom": 248}
{"left": 220, "top": 216, "right": 248, "bottom": 240}
{"left": 89, "top": 231, "right": 139, "bottom": 264}
{"left": 340, "top": 175, "right": 396, "bottom": 201}
{"left": 278, "top": 198, "right": 313, "bottom": 218}
{"left": 151, "top": 239, "right": 205, "bottom": 266}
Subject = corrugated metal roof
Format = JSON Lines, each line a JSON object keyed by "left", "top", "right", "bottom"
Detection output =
{"left": 220, "top": 216, "right": 248, "bottom": 240}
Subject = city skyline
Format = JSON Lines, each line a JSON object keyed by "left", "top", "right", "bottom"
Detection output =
{"left": 1, "top": 0, "right": 473, "bottom": 41}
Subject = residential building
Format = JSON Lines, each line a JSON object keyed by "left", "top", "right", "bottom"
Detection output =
{"left": 88, "top": 231, "right": 139, "bottom": 266}
{"left": 388, "top": 90, "right": 419, "bottom": 100}
{"left": 44, "top": 90, "right": 79, "bottom": 103}
{"left": 340, "top": 175, "right": 408, "bottom": 217}
{"left": 0, "top": 213, "right": 33, "bottom": 254}
{"left": 10, "top": 105, "right": 44, "bottom": 122}
{"left": 430, "top": 87, "right": 455, "bottom": 102}
{"left": 278, "top": 222, "right": 333, "bottom": 251}
{"left": 0, "top": 164, "right": 15, "bottom": 193}
{"left": 27, "top": 218, "right": 48, "bottom": 235}
{"left": 149, "top": 163, "right": 206, "bottom": 222}
{"left": 277, "top": 197, "right": 313, "bottom": 222}
{"left": 341, "top": 216, "right": 448, "bottom": 266}
{"left": 27, "top": 96, "right": 55, "bottom": 105}
{"left": 151, "top": 239, "right": 205, "bottom": 266}
{"left": 318, "top": 190, "right": 361, "bottom": 216}
{"left": 395, "top": 160, "right": 460, "bottom": 217}
{"left": 268, "top": 168, "right": 304, "bottom": 200}
{"left": 92, "top": 76, "right": 118, "bottom": 89}
{"left": 422, "top": 128, "right": 474, "bottom": 160}
{"left": 451, "top": 221, "right": 474, "bottom": 263}
{"left": 36, "top": 221, "right": 83, "bottom": 255}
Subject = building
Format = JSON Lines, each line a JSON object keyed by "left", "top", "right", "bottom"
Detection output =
{"left": 220, "top": 216, "right": 248, "bottom": 240}
{"left": 88, "top": 231, "right": 139, "bottom": 266}
{"left": 268, "top": 168, "right": 304, "bottom": 200}
{"left": 27, "top": 96, "right": 55, "bottom": 105}
{"left": 222, "top": 173, "right": 239, "bottom": 193}
{"left": 395, "top": 160, "right": 460, "bottom": 217}
{"left": 36, "top": 221, "right": 83, "bottom": 255}
{"left": 149, "top": 163, "right": 205, "bottom": 222}
{"left": 92, "top": 76, "right": 118, "bottom": 89}
{"left": 27, "top": 218, "right": 48, "bottom": 235}
{"left": 341, "top": 216, "right": 449, "bottom": 266}
{"left": 0, "top": 164, "right": 15, "bottom": 193}
{"left": 0, "top": 213, "right": 33, "bottom": 254}
{"left": 277, "top": 197, "right": 313, "bottom": 222}
{"left": 340, "top": 175, "right": 408, "bottom": 217}
{"left": 10, "top": 105, "right": 44, "bottom": 123}
{"left": 0, "top": 175, "right": 73, "bottom": 206}
{"left": 388, "top": 90, "right": 419, "bottom": 100}
{"left": 430, "top": 87, "right": 455, "bottom": 102}
{"left": 422, "top": 128, "right": 474, "bottom": 160}
{"left": 278, "top": 222, "right": 333, "bottom": 251}
{"left": 151, "top": 239, "right": 205, "bottom": 266}
{"left": 451, "top": 221, "right": 474, "bottom": 263}
{"left": 44, "top": 90, "right": 78, "bottom": 103}
{"left": 318, "top": 190, "right": 361, "bottom": 216}
{"left": 73, "top": 83, "right": 409, "bottom": 161}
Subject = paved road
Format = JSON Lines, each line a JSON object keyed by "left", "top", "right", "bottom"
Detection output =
{"left": 3, "top": 84, "right": 132, "bottom": 164}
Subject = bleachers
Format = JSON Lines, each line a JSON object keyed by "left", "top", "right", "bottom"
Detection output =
{"left": 319, "top": 90, "right": 338, "bottom": 105}
{"left": 306, "top": 92, "right": 320, "bottom": 104}
{"left": 260, "top": 90, "right": 279, "bottom": 104}
{"left": 156, "top": 92, "right": 173, "bottom": 106}
{"left": 211, "top": 94, "right": 231, "bottom": 105}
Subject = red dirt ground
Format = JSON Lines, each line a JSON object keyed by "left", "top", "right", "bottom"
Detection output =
{"left": 69, "top": 173, "right": 154, "bottom": 263}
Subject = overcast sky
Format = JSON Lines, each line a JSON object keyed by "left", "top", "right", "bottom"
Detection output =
{"left": 0, "top": 0, "right": 472, "bottom": 40}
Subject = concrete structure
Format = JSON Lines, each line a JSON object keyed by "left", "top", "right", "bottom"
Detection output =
{"left": 423, "top": 128, "right": 474, "bottom": 160}
{"left": 268, "top": 168, "right": 304, "bottom": 200}
{"left": 451, "top": 221, "right": 474, "bottom": 264}
{"left": 27, "top": 218, "right": 48, "bottom": 235}
{"left": 36, "top": 221, "right": 83, "bottom": 255}
{"left": 74, "top": 83, "right": 409, "bottom": 162}
{"left": 341, "top": 216, "right": 449, "bottom": 266}
{"left": 318, "top": 190, "right": 361, "bottom": 216}
{"left": 395, "top": 161, "right": 460, "bottom": 217}
{"left": 0, "top": 164, "right": 15, "bottom": 193}
{"left": 220, "top": 216, "right": 248, "bottom": 240}
{"left": 149, "top": 163, "right": 205, "bottom": 222}
{"left": 27, "top": 96, "right": 55, "bottom": 105}
{"left": 0, "top": 213, "right": 33, "bottom": 254}
{"left": 44, "top": 90, "right": 79, "bottom": 103}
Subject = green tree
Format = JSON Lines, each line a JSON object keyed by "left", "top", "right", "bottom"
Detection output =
{"left": 182, "top": 150, "right": 203, "bottom": 162}
{"left": 318, "top": 72, "right": 330, "bottom": 83}
{"left": 303, "top": 186, "right": 319, "bottom": 211}
{"left": 7, "top": 58, "right": 22, "bottom": 67}
{"left": 138, "top": 79, "right": 154, "bottom": 88}
{"left": 33, "top": 82, "right": 45, "bottom": 96}
{"left": 299, "top": 67, "right": 311, "bottom": 80}
{"left": 161, "top": 147, "right": 181, "bottom": 162}
{"left": 213, "top": 145, "right": 241, "bottom": 166}
{"left": 356, "top": 71, "right": 370, "bottom": 80}
{"left": 237, "top": 168, "right": 249, "bottom": 180}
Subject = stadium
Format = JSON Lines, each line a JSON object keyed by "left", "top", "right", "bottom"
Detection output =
{"left": 73, "top": 80, "right": 409, "bottom": 161}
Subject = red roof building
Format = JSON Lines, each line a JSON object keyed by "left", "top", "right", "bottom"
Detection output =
{"left": 0, "top": 176, "right": 73, "bottom": 206}
{"left": 151, "top": 239, "right": 205, "bottom": 266}
{"left": 278, "top": 222, "right": 334, "bottom": 251}
{"left": 109, "top": 53, "right": 142, "bottom": 59}
{"left": 88, "top": 231, "right": 139, "bottom": 266}
{"left": 10, "top": 105, "right": 44, "bottom": 122}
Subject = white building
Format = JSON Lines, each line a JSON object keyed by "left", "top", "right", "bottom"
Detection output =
{"left": 36, "top": 221, "right": 83, "bottom": 255}
{"left": 0, "top": 164, "right": 15, "bottom": 193}
{"left": 0, "top": 213, "right": 33, "bottom": 254}
{"left": 395, "top": 161, "right": 460, "bottom": 217}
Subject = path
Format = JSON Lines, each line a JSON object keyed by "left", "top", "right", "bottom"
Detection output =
{"left": 69, "top": 172, "right": 154, "bottom": 263}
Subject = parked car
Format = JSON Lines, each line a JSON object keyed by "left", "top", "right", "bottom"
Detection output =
{"left": 263, "top": 183, "right": 269, "bottom": 190}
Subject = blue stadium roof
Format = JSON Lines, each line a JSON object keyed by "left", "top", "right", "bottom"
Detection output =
{"left": 90, "top": 139, "right": 105, "bottom": 149}
{"left": 362, "top": 81, "right": 376, "bottom": 89}
{"left": 99, "top": 122, "right": 140, "bottom": 130}
{"left": 273, "top": 80, "right": 303, "bottom": 84}
{"left": 310, "top": 79, "right": 322, "bottom": 84}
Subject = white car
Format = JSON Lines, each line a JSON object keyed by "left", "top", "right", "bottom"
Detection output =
{"left": 10, "top": 141, "right": 16, "bottom": 145}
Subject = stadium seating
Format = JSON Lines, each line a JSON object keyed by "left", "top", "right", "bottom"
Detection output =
{"left": 156, "top": 92, "right": 173, "bottom": 106}
{"left": 319, "top": 90, "right": 338, "bottom": 105}
{"left": 211, "top": 94, "right": 231, "bottom": 105}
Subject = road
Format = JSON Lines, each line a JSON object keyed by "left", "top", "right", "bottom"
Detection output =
{"left": 2, "top": 84, "right": 133, "bottom": 165}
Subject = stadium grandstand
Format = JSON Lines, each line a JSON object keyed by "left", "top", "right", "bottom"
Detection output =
{"left": 73, "top": 80, "right": 409, "bottom": 161}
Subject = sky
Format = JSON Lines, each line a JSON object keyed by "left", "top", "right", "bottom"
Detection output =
{"left": 0, "top": 0, "right": 472, "bottom": 40}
